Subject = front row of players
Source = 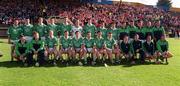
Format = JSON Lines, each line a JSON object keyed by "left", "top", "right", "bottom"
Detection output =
{"left": 12, "top": 30, "right": 173, "bottom": 66}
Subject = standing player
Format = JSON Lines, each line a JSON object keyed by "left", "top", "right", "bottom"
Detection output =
{"left": 58, "top": 17, "right": 73, "bottom": 37}
{"left": 33, "top": 17, "right": 47, "bottom": 40}
{"left": 153, "top": 20, "right": 165, "bottom": 42}
{"left": 7, "top": 19, "right": 23, "bottom": 61}
{"left": 106, "top": 22, "right": 118, "bottom": 40}
{"left": 96, "top": 21, "right": 107, "bottom": 39}
{"left": 127, "top": 20, "right": 138, "bottom": 41}
{"left": 44, "top": 30, "right": 58, "bottom": 66}
{"left": 27, "top": 32, "right": 45, "bottom": 66}
{"left": 118, "top": 22, "right": 129, "bottom": 41}
{"left": 22, "top": 18, "right": 33, "bottom": 42}
{"left": 83, "top": 18, "right": 96, "bottom": 38}
{"left": 46, "top": 18, "right": 58, "bottom": 37}
{"left": 144, "top": 21, "right": 154, "bottom": 39}
{"left": 72, "top": 19, "right": 83, "bottom": 37}
{"left": 136, "top": 20, "right": 145, "bottom": 42}
{"left": 155, "top": 35, "right": 173, "bottom": 64}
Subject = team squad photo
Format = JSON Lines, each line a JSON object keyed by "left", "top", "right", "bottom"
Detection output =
{"left": 0, "top": 0, "right": 180, "bottom": 86}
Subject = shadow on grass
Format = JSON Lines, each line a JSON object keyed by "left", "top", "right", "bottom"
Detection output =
{"left": 0, "top": 60, "right": 169, "bottom": 68}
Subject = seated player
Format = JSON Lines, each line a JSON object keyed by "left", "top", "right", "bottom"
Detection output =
{"left": 143, "top": 35, "right": 155, "bottom": 61}
{"left": 104, "top": 32, "right": 117, "bottom": 64}
{"left": 113, "top": 43, "right": 121, "bottom": 64}
{"left": 120, "top": 35, "right": 133, "bottom": 63}
{"left": 131, "top": 34, "right": 144, "bottom": 64}
{"left": 7, "top": 19, "right": 22, "bottom": 61}
{"left": 13, "top": 35, "right": 29, "bottom": 66}
{"left": 72, "top": 31, "right": 85, "bottom": 65}
{"left": 59, "top": 31, "right": 74, "bottom": 66}
{"left": 155, "top": 35, "right": 173, "bottom": 64}
{"left": 27, "top": 32, "right": 45, "bottom": 66}
{"left": 44, "top": 30, "right": 58, "bottom": 66}
{"left": 84, "top": 32, "right": 98, "bottom": 65}
{"left": 94, "top": 31, "right": 107, "bottom": 64}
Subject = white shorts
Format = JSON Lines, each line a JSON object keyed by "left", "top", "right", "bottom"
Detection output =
{"left": 25, "top": 36, "right": 32, "bottom": 42}
{"left": 48, "top": 48, "right": 54, "bottom": 52}
{"left": 106, "top": 48, "right": 112, "bottom": 52}
{"left": 61, "top": 48, "right": 69, "bottom": 52}
{"left": 41, "top": 37, "right": 45, "bottom": 40}
{"left": 10, "top": 40, "right": 18, "bottom": 44}
{"left": 75, "top": 48, "right": 81, "bottom": 52}
{"left": 86, "top": 48, "right": 92, "bottom": 53}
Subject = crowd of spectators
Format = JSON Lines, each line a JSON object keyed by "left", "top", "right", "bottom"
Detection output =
{"left": 0, "top": 0, "right": 179, "bottom": 34}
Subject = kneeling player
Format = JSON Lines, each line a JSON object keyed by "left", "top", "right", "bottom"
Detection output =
{"left": 120, "top": 35, "right": 133, "bottom": 63}
{"left": 13, "top": 35, "right": 29, "bottom": 66}
{"left": 105, "top": 32, "right": 118, "bottom": 64}
{"left": 84, "top": 32, "right": 97, "bottom": 65}
{"left": 59, "top": 31, "right": 73, "bottom": 65}
{"left": 44, "top": 30, "right": 58, "bottom": 66}
{"left": 131, "top": 34, "right": 144, "bottom": 64}
{"left": 143, "top": 35, "right": 155, "bottom": 61}
{"left": 155, "top": 35, "right": 173, "bottom": 64}
{"left": 95, "top": 31, "right": 107, "bottom": 64}
{"left": 27, "top": 32, "right": 45, "bottom": 66}
{"left": 72, "top": 31, "right": 86, "bottom": 65}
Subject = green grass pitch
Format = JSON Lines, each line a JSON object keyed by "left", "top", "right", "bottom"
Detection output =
{"left": 0, "top": 38, "right": 180, "bottom": 86}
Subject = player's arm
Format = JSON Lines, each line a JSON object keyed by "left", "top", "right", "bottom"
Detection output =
{"left": 156, "top": 41, "right": 162, "bottom": 53}
{"left": 37, "top": 41, "right": 45, "bottom": 52}
{"left": 54, "top": 38, "right": 58, "bottom": 49}
{"left": 7, "top": 27, "right": 11, "bottom": 43}
{"left": 15, "top": 43, "right": 21, "bottom": 56}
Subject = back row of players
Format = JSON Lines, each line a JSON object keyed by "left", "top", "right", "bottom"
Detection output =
{"left": 7, "top": 17, "right": 172, "bottom": 66}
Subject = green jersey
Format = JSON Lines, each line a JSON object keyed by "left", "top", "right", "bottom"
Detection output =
{"left": 104, "top": 38, "right": 116, "bottom": 49}
{"left": 46, "top": 24, "right": 58, "bottom": 37}
{"left": 84, "top": 38, "right": 95, "bottom": 48}
{"left": 106, "top": 28, "right": 118, "bottom": 40}
{"left": 127, "top": 26, "right": 138, "bottom": 38}
{"left": 143, "top": 27, "right": 154, "bottom": 38}
{"left": 136, "top": 27, "right": 146, "bottom": 40}
{"left": 153, "top": 26, "right": 165, "bottom": 41}
{"left": 33, "top": 24, "right": 47, "bottom": 37}
{"left": 96, "top": 28, "right": 107, "bottom": 39}
{"left": 22, "top": 24, "right": 33, "bottom": 36}
{"left": 156, "top": 40, "right": 168, "bottom": 52}
{"left": 60, "top": 36, "right": 72, "bottom": 48}
{"left": 83, "top": 24, "right": 96, "bottom": 37}
{"left": 118, "top": 28, "right": 129, "bottom": 40}
{"left": 58, "top": 24, "right": 72, "bottom": 36}
{"left": 15, "top": 40, "right": 29, "bottom": 56}
{"left": 72, "top": 37, "right": 83, "bottom": 48}
{"left": 94, "top": 37, "right": 105, "bottom": 49}
{"left": 45, "top": 36, "right": 58, "bottom": 48}
{"left": 29, "top": 39, "right": 44, "bottom": 52}
{"left": 7, "top": 25, "right": 23, "bottom": 40}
